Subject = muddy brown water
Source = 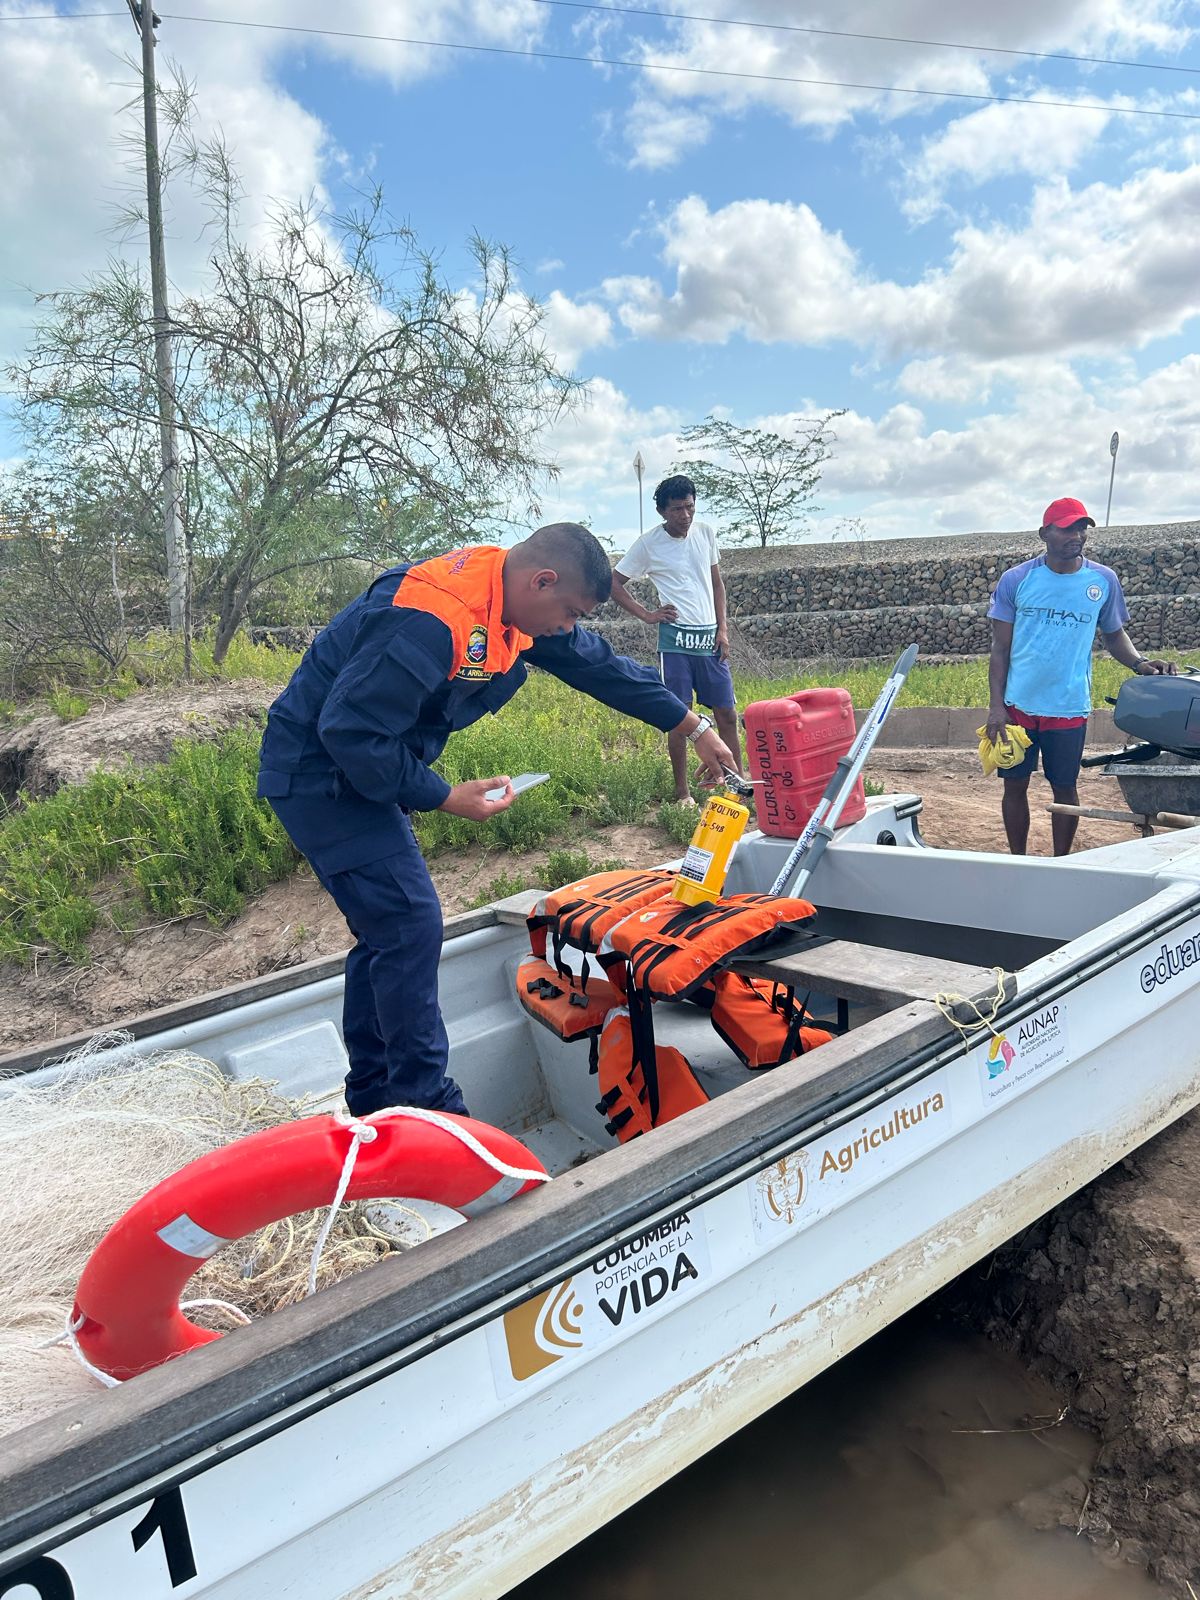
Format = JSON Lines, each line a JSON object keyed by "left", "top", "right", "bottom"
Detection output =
{"left": 506, "top": 1307, "right": 1162, "bottom": 1600}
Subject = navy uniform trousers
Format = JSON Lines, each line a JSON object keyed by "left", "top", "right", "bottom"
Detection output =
{"left": 265, "top": 778, "right": 467, "bottom": 1118}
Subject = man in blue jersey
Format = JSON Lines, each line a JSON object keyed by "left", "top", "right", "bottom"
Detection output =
{"left": 986, "top": 497, "right": 1174, "bottom": 857}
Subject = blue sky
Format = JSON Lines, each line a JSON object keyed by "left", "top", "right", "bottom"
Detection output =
{"left": 2, "top": 0, "right": 1199, "bottom": 549}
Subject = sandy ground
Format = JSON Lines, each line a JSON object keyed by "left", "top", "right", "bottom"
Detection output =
{"left": 0, "top": 823, "right": 670, "bottom": 1053}
{"left": 864, "top": 746, "right": 1134, "bottom": 855}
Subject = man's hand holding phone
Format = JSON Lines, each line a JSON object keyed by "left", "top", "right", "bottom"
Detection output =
{"left": 437, "top": 772, "right": 550, "bottom": 821}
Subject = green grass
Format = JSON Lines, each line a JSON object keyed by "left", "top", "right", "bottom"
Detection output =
{"left": 462, "top": 847, "right": 625, "bottom": 911}
{"left": 410, "top": 672, "right": 681, "bottom": 856}
{"left": 736, "top": 652, "right": 1200, "bottom": 711}
{"left": 47, "top": 684, "right": 90, "bottom": 721}
{"left": 0, "top": 728, "right": 297, "bottom": 963}
{"left": 658, "top": 800, "right": 702, "bottom": 847}
{"left": 7, "top": 646, "right": 1179, "bottom": 966}
{"left": 0, "top": 628, "right": 304, "bottom": 709}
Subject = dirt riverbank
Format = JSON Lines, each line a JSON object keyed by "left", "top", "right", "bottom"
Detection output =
{"left": 944, "top": 1116, "right": 1200, "bottom": 1597}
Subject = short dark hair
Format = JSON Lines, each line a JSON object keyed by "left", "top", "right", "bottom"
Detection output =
{"left": 654, "top": 474, "right": 696, "bottom": 514}
{"left": 522, "top": 522, "right": 613, "bottom": 604}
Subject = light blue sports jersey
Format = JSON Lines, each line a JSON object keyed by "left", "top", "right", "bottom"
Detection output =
{"left": 987, "top": 556, "right": 1130, "bottom": 718}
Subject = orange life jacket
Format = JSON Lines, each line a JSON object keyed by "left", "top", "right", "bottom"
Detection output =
{"left": 516, "top": 874, "right": 825, "bottom": 1146}
{"left": 526, "top": 868, "right": 675, "bottom": 971}
{"left": 595, "top": 1008, "right": 709, "bottom": 1143}
{"left": 606, "top": 892, "right": 818, "bottom": 1001}
{"left": 703, "top": 971, "right": 833, "bottom": 1068}
{"left": 392, "top": 546, "right": 531, "bottom": 681}
{"left": 516, "top": 956, "right": 623, "bottom": 1072}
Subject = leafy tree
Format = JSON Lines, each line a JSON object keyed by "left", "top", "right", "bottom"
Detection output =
{"left": 674, "top": 413, "right": 843, "bottom": 549}
{"left": 10, "top": 102, "right": 581, "bottom": 661}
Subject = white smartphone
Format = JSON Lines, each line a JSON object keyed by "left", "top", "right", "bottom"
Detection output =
{"left": 485, "top": 772, "right": 551, "bottom": 803}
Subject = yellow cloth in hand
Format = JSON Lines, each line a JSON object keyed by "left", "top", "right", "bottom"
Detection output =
{"left": 976, "top": 723, "right": 1032, "bottom": 776}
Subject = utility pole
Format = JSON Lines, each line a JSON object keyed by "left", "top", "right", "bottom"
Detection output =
{"left": 126, "top": 0, "right": 188, "bottom": 651}
{"left": 633, "top": 450, "right": 645, "bottom": 539}
{"left": 1105, "top": 430, "right": 1120, "bottom": 529}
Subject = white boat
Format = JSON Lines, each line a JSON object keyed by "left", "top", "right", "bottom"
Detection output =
{"left": 3, "top": 792, "right": 1200, "bottom": 1599}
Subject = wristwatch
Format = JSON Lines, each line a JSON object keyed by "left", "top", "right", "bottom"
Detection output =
{"left": 686, "top": 714, "right": 714, "bottom": 745}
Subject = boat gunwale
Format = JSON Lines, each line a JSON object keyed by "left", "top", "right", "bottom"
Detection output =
{"left": 0, "top": 902, "right": 518, "bottom": 1080}
{"left": 2, "top": 879, "right": 1198, "bottom": 1568}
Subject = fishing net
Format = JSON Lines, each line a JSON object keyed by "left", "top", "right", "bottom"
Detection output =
{"left": 0, "top": 1033, "right": 432, "bottom": 1440}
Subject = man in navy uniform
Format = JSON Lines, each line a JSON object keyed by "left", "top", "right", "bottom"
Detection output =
{"left": 259, "top": 522, "right": 734, "bottom": 1117}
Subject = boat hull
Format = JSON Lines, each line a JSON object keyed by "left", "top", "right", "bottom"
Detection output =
{"left": 4, "top": 809, "right": 1200, "bottom": 1597}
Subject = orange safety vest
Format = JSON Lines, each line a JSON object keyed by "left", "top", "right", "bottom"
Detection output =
{"left": 595, "top": 1008, "right": 709, "bottom": 1143}
{"left": 393, "top": 546, "right": 532, "bottom": 681}
{"left": 526, "top": 868, "right": 675, "bottom": 975}
{"left": 607, "top": 892, "right": 818, "bottom": 1001}
{"left": 703, "top": 971, "right": 833, "bottom": 1068}
{"left": 513, "top": 869, "right": 829, "bottom": 1145}
{"left": 516, "top": 956, "right": 623, "bottom": 1073}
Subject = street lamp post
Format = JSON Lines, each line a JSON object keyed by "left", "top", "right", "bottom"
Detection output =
{"left": 1105, "top": 430, "right": 1120, "bottom": 529}
{"left": 633, "top": 451, "right": 645, "bottom": 539}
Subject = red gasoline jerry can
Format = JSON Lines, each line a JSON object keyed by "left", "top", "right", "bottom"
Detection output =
{"left": 743, "top": 688, "right": 866, "bottom": 839}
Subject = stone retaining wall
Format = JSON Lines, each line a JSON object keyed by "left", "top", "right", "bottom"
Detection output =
{"left": 250, "top": 523, "right": 1200, "bottom": 665}
{"left": 595, "top": 525, "right": 1200, "bottom": 662}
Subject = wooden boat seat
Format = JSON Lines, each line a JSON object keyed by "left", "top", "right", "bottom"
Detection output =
{"left": 732, "top": 937, "right": 1001, "bottom": 1012}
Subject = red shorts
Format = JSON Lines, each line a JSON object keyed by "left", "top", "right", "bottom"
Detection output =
{"left": 1006, "top": 705, "right": 1087, "bottom": 732}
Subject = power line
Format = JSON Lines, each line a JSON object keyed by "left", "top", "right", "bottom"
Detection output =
{"left": 10, "top": 6, "right": 1200, "bottom": 110}
{"left": 14, "top": 1, "right": 1196, "bottom": 82}
{"left": 151, "top": 12, "right": 1200, "bottom": 120}
{"left": 522, "top": 0, "right": 1200, "bottom": 79}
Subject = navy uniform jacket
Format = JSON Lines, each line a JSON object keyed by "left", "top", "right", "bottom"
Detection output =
{"left": 258, "top": 550, "right": 689, "bottom": 874}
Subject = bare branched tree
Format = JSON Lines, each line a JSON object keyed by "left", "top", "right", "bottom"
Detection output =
{"left": 0, "top": 466, "right": 162, "bottom": 689}
{"left": 10, "top": 91, "right": 581, "bottom": 662}
{"left": 675, "top": 413, "right": 844, "bottom": 549}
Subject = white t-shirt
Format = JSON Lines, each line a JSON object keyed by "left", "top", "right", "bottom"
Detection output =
{"left": 615, "top": 520, "right": 720, "bottom": 626}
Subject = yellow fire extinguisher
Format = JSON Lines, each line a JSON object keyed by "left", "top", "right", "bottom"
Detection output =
{"left": 672, "top": 789, "right": 751, "bottom": 906}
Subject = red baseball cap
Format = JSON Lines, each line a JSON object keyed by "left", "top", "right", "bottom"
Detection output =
{"left": 1041, "top": 497, "right": 1095, "bottom": 529}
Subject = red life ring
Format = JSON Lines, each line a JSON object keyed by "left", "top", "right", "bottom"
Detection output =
{"left": 72, "top": 1110, "right": 548, "bottom": 1381}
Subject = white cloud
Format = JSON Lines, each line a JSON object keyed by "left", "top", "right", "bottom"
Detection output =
{"left": 895, "top": 352, "right": 1089, "bottom": 404}
{"left": 528, "top": 348, "right": 1200, "bottom": 547}
{"left": 900, "top": 95, "right": 1124, "bottom": 222}
{"left": 538, "top": 290, "right": 614, "bottom": 370}
{"left": 534, "top": 377, "right": 682, "bottom": 544}
{"left": 0, "top": 2, "right": 551, "bottom": 379}
{"left": 624, "top": 97, "right": 713, "bottom": 171}
{"left": 604, "top": 165, "right": 1200, "bottom": 362}
{"left": 614, "top": 0, "right": 1194, "bottom": 168}
{"left": 603, "top": 195, "right": 872, "bottom": 345}
{"left": 794, "top": 353, "right": 1200, "bottom": 537}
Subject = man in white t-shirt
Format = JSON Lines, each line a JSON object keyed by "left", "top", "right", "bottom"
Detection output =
{"left": 611, "top": 474, "right": 741, "bottom": 803}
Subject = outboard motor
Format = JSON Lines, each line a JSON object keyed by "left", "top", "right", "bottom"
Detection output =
{"left": 1111, "top": 668, "right": 1200, "bottom": 760}
{"left": 1083, "top": 668, "right": 1200, "bottom": 819}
